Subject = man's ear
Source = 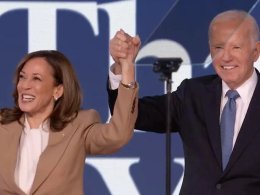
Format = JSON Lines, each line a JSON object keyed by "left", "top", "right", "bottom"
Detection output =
{"left": 253, "top": 41, "right": 260, "bottom": 62}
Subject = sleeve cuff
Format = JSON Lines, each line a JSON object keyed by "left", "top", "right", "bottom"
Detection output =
{"left": 109, "top": 67, "right": 122, "bottom": 90}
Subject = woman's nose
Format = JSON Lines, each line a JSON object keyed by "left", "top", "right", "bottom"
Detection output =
{"left": 19, "top": 79, "right": 32, "bottom": 89}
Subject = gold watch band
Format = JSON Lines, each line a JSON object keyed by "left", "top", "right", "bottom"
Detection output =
{"left": 121, "top": 81, "right": 137, "bottom": 89}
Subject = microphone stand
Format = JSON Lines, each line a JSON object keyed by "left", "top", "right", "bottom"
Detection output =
{"left": 153, "top": 58, "right": 182, "bottom": 195}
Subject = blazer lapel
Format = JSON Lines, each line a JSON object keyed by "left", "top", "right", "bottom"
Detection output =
{"left": 0, "top": 120, "right": 26, "bottom": 194}
{"left": 224, "top": 76, "right": 260, "bottom": 173}
{"left": 30, "top": 122, "right": 74, "bottom": 193}
{"left": 203, "top": 77, "right": 223, "bottom": 168}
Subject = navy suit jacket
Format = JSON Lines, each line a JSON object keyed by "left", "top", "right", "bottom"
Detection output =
{"left": 107, "top": 70, "right": 260, "bottom": 195}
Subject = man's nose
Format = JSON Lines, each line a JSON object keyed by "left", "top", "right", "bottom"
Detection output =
{"left": 221, "top": 47, "right": 232, "bottom": 62}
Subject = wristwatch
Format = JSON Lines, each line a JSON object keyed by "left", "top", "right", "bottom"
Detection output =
{"left": 121, "top": 81, "right": 137, "bottom": 89}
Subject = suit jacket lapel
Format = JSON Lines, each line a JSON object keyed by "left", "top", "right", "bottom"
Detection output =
{"left": 203, "top": 76, "right": 223, "bottom": 168}
{"left": 30, "top": 122, "right": 74, "bottom": 193}
{"left": 224, "top": 74, "right": 260, "bottom": 173}
{"left": 0, "top": 116, "right": 71, "bottom": 194}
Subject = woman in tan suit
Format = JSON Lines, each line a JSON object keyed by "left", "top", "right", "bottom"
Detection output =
{"left": 0, "top": 48, "right": 139, "bottom": 194}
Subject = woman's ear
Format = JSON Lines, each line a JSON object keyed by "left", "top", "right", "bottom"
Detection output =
{"left": 53, "top": 84, "right": 64, "bottom": 101}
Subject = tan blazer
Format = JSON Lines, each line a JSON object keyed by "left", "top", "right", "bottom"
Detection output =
{"left": 0, "top": 84, "right": 138, "bottom": 195}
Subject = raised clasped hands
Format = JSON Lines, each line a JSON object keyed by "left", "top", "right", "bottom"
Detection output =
{"left": 109, "top": 29, "right": 141, "bottom": 78}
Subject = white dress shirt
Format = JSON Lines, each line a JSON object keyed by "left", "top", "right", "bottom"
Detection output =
{"left": 220, "top": 70, "right": 257, "bottom": 147}
{"left": 14, "top": 116, "right": 49, "bottom": 194}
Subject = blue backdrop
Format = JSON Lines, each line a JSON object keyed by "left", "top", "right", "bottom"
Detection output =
{"left": 0, "top": 0, "right": 260, "bottom": 194}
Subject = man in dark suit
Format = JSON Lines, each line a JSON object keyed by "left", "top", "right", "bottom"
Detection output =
{"left": 107, "top": 10, "right": 260, "bottom": 194}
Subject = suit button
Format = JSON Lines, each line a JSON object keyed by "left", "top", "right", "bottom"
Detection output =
{"left": 216, "top": 183, "right": 222, "bottom": 190}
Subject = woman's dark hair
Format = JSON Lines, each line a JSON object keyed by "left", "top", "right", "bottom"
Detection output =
{"left": 0, "top": 50, "right": 82, "bottom": 131}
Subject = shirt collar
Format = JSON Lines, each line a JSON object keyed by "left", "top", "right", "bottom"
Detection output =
{"left": 23, "top": 114, "right": 50, "bottom": 134}
{"left": 222, "top": 69, "right": 258, "bottom": 102}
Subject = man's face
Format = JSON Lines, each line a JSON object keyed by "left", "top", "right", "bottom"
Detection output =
{"left": 209, "top": 19, "right": 260, "bottom": 89}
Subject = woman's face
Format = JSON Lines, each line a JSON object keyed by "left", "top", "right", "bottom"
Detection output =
{"left": 17, "top": 57, "right": 62, "bottom": 119}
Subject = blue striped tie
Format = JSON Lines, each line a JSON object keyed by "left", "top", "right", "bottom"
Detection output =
{"left": 220, "top": 90, "right": 240, "bottom": 170}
